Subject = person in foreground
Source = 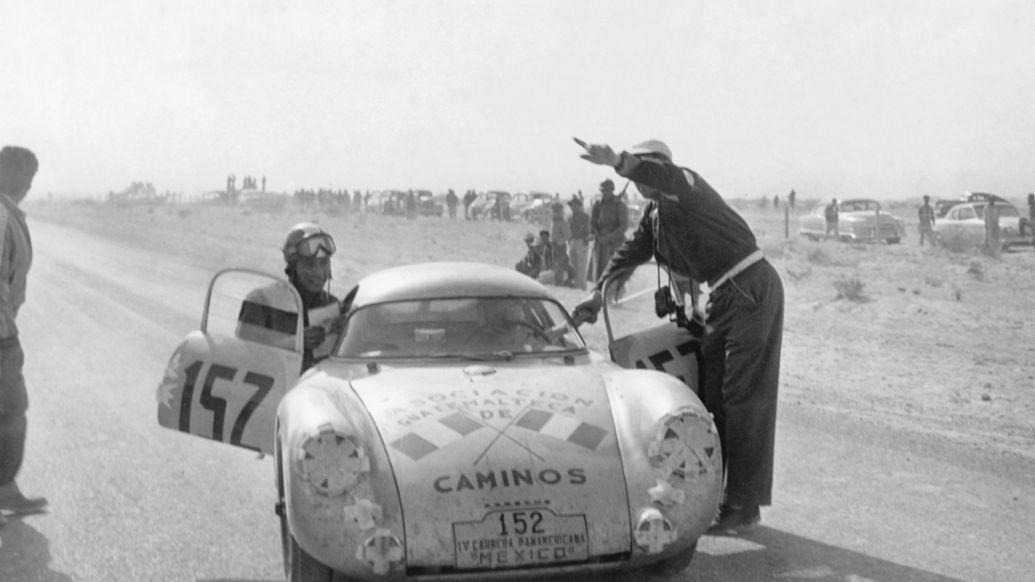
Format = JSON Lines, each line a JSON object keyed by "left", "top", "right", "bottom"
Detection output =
{"left": 0, "top": 146, "right": 48, "bottom": 519}
{"left": 571, "top": 137, "right": 784, "bottom": 535}
{"left": 238, "top": 222, "right": 344, "bottom": 370}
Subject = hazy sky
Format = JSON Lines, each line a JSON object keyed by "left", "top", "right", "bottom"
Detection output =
{"left": 4, "top": 0, "right": 1035, "bottom": 200}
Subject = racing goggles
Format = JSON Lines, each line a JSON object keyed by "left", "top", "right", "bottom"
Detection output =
{"left": 292, "top": 233, "right": 336, "bottom": 259}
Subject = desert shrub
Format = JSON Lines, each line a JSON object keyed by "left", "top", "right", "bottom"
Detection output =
{"left": 806, "top": 247, "right": 833, "bottom": 266}
{"left": 967, "top": 260, "right": 985, "bottom": 281}
{"left": 177, "top": 208, "right": 192, "bottom": 219}
{"left": 784, "top": 264, "right": 812, "bottom": 282}
{"left": 924, "top": 275, "right": 943, "bottom": 287}
{"left": 833, "top": 275, "right": 867, "bottom": 301}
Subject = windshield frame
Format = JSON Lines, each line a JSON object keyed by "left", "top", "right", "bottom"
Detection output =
{"left": 333, "top": 295, "right": 587, "bottom": 361}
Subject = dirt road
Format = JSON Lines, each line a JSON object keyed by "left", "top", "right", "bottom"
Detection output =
{"left": 0, "top": 214, "right": 1031, "bottom": 582}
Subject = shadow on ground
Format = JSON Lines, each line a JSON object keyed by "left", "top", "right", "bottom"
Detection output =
{"left": 0, "top": 515, "right": 74, "bottom": 582}
{"left": 202, "top": 526, "right": 967, "bottom": 582}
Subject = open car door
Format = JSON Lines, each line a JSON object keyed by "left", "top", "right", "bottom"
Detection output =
{"left": 156, "top": 269, "right": 305, "bottom": 455}
{"left": 601, "top": 262, "right": 704, "bottom": 396}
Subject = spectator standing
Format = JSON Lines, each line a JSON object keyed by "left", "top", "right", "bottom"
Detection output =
{"left": 548, "top": 202, "right": 571, "bottom": 286}
{"left": 1027, "top": 193, "right": 1035, "bottom": 241}
{"left": 567, "top": 195, "right": 591, "bottom": 290}
{"left": 589, "top": 179, "right": 627, "bottom": 280}
{"left": 917, "top": 195, "right": 936, "bottom": 246}
{"left": 531, "top": 229, "right": 556, "bottom": 284}
{"left": 573, "top": 137, "right": 783, "bottom": 536}
{"left": 984, "top": 198, "right": 1001, "bottom": 255}
{"left": 463, "top": 190, "right": 477, "bottom": 220}
{"left": 824, "top": 198, "right": 840, "bottom": 241}
{"left": 788, "top": 189, "right": 796, "bottom": 209}
{"left": 0, "top": 146, "right": 48, "bottom": 517}
{"left": 445, "top": 189, "right": 459, "bottom": 219}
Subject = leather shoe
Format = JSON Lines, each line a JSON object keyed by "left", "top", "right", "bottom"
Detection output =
{"left": 0, "top": 482, "right": 48, "bottom": 514}
{"left": 707, "top": 504, "right": 760, "bottom": 535}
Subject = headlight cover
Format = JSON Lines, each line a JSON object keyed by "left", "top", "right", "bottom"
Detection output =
{"left": 646, "top": 409, "right": 720, "bottom": 507}
{"left": 298, "top": 422, "right": 370, "bottom": 497}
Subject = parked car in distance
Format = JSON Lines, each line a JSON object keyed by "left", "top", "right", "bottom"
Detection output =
{"left": 415, "top": 190, "right": 444, "bottom": 217}
{"left": 471, "top": 190, "right": 512, "bottom": 221}
{"left": 934, "top": 191, "right": 1012, "bottom": 219}
{"left": 799, "top": 198, "right": 904, "bottom": 243}
{"left": 931, "top": 200, "right": 1031, "bottom": 251}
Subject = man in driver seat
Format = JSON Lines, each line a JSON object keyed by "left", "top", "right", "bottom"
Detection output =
{"left": 468, "top": 299, "right": 548, "bottom": 352}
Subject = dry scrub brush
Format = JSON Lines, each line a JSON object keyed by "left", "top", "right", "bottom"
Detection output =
{"left": 833, "top": 274, "right": 868, "bottom": 301}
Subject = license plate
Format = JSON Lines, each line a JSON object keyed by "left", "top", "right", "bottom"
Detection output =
{"left": 453, "top": 508, "right": 588, "bottom": 570}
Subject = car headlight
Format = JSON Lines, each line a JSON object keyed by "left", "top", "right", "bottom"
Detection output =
{"left": 297, "top": 422, "right": 370, "bottom": 497}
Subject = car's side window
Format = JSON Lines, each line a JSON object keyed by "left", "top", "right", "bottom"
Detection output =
{"left": 200, "top": 271, "right": 303, "bottom": 354}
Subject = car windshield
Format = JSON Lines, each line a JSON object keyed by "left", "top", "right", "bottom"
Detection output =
{"left": 336, "top": 297, "right": 585, "bottom": 359}
{"left": 974, "top": 204, "right": 1019, "bottom": 219}
{"left": 841, "top": 200, "right": 880, "bottom": 212}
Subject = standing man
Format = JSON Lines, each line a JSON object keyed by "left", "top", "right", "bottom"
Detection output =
{"left": 567, "top": 194, "right": 591, "bottom": 290}
{"left": 984, "top": 198, "right": 1001, "bottom": 255}
{"left": 1026, "top": 193, "right": 1034, "bottom": 241}
{"left": 824, "top": 198, "right": 840, "bottom": 241}
{"left": 917, "top": 195, "right": 936, "bottom": 246}
{"left": 463, "top": 190, "right": 477, "bottom": 220}
{"left": 572, "top": 138, "right": 783, "bottom": 535}
{"left": 0, "top": 146, "right": 48, "bottom": 516}
{"left": 589, "top": 179, "right": 627, "bottom": 280}
{"left": 548, "top": 202, "right": 571, "bottom": 286}
{"left": 445, "top": 189, "right": 459, "bottom": 219}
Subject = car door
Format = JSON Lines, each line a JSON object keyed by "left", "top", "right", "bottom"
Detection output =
{"left": 601, "top": 262, "right": 703, "bottom": 396}
{"left": 157, "top": 269, "right": 305, "bottom": 455}
{"left": 958, "top": 205, "right": 983, "bottom": 245}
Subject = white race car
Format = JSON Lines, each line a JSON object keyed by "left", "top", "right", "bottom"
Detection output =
{"left": 157, "top": 261, "right": 721, "bottom": 581}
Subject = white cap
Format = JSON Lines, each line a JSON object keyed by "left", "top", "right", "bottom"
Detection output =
{"left": 628, "top": 139, "right": 673, "bottom": 161}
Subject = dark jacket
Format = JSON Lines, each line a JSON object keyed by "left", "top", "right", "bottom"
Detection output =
{"left": 597, "top": 157, "right": 758, "bottom": 289}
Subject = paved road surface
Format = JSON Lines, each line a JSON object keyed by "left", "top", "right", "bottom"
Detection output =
{"left": 1, "top": 220, "right": 1031, "bottom": 582}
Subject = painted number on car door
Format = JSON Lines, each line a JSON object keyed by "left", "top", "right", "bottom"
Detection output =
{"left": 177, "top": 360, "right": 274, "bottom": 445}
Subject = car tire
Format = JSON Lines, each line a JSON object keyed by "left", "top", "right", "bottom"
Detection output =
{"left": 277, "top": 439, "right": 338, "bottom": 582}
{"left": 643, "top": 542, "right": 697, "bottom": 576}
{"left": 288, "top": 534, "right": 336, "bottom": 582}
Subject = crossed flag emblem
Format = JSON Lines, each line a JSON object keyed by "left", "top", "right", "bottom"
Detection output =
{"left": 391, "top": 408, "right": 609, "bottom": 462}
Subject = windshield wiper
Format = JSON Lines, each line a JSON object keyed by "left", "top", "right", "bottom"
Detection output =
{"left": 456, "top": 350, "right": 515, "bottom": 361}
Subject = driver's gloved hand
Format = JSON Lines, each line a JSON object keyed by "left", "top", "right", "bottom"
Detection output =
{"left": 572, "top": 291, "right": 603, "bottom": 326}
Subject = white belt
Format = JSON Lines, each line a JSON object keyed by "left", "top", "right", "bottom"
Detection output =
{"left": 708, "top": 250, "right": 764, "bottom": 291}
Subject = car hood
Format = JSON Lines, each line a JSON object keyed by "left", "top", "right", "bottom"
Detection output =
{"left": 841, "top": 210, "right": 899, "bottom": 222}
{"left": 350, "top": 362, "right": 632, "bottom": 567}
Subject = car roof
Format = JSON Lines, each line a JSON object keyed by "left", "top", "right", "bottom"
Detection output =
{"left": 351, "top": 262, "right": 557, "bottom": 307}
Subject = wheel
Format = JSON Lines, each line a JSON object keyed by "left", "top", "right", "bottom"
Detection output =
{"left": 643, "top": 542, "right": 697, "bottom": 576}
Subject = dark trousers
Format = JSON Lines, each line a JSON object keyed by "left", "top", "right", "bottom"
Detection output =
{"left": 0, "top": 338, "right": 28, "bottom": 485}
{"left": 701, "top": 260, "right": 783, "bottom": 507}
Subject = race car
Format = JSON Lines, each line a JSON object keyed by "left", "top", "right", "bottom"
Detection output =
{"left": 156, "top": 261, "right": 720, "bottom": 581}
